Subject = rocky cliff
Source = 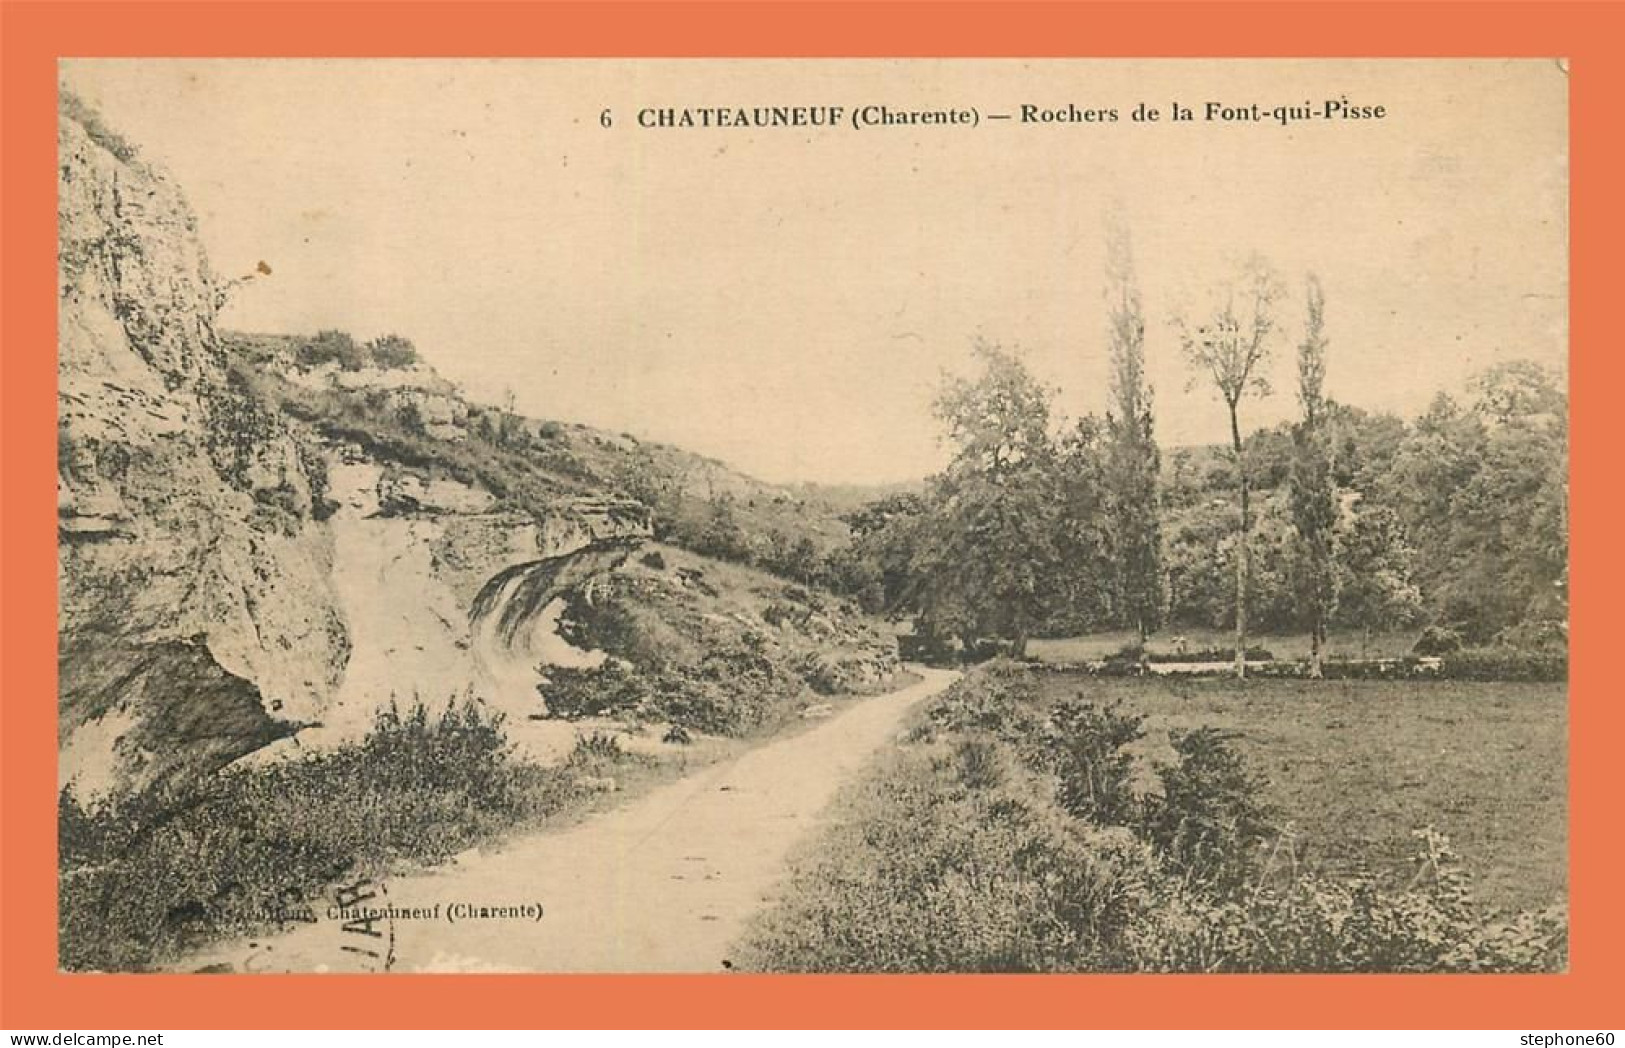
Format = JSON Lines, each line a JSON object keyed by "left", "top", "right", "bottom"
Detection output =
{"left": 56, "top": 97, "right": 654, "bottom": 799}
{"left": 58, "top": 97, "right": 353, "bottom": 797}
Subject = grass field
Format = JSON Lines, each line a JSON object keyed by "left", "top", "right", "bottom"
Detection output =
{"left": 1035, "top": 672, "right": 1568, "bottom": 914}
{"left": 1028, "top": 628, "right": 1420, "bottom": 663}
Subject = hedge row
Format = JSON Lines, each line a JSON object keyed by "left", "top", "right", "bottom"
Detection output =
{"left": 1035, "top": 650, "right": 1567, "bottom": 683}
{"left": 1146, "top": 646, "right": 1275, "bottom": 664}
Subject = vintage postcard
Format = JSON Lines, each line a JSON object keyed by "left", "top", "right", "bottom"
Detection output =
{"left": 54, "top": 58, "right": 1567, "bottom": 975}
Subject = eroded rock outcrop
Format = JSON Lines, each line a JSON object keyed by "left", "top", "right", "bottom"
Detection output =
{"left": 56, "top": 96, "right": 665, "bottom": 800}
{"left": 57, "top": 96, "right": 354, "bottom": 798}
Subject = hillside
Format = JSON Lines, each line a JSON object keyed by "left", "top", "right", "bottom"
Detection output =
{"left": 224, "top": 330, "right": 863, "bottom": 556}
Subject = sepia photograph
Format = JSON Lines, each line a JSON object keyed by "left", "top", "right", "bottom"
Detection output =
{"left": 54, "top": 58, "right": 1568, "bottom": 975}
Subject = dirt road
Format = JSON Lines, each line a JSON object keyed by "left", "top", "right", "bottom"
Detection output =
{"left": 185, "top": 666, "right": 958, "bottom": 973}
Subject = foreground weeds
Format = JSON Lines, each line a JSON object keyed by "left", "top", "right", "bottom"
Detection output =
{"left": 740, "top": 661, "right": 1566, "bottom": 973}
{"left": 59, "top": 697, "right": 652, "bottom": 972}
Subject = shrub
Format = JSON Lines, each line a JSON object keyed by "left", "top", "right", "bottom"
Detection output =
{"left": 651, "top": 651, "right": 802, "bottom": 737}
{"left": 1095, "top": 643, "right": 1147, "bottom": 677}
{"left": 761, "top": 602, "right": 809, "bottom": 629}
{"left": 648, "top": 673, "right": 744, "bottom": 736}
{"left": 297, "top": 440, "right": 337, "bottom": 521}
{"left": 1142, "top": 728, "right": 1276, "bottom": 895}
{"left": 1092, "top": 655, "right": 1147, "bottom": 678}
{"left": 1413, "top": 626, "right": 1464, "bottom": 656}
{"left": 740, "top": 746, "right": 1138, "bottom": 973}
{"left": 1146, "top": 646, "right": 1274, "bottom": 664}
{"left": 538, "top": 661, "right": 649, "bottom": 720}
{"left": 964, "top": 638, "right": 1015, "bottom": 662}
{"left": 57, "top": 695, "right": 592, "bottom": 972}
{"left": 898, "top": 631, "right": 957, "bottom": 665}
{"left": 926, "top": 660, "right": 1043, "bottom": 743}
{"left": 395, "top": 401, "right": 428, "bottom": 437}
{"left": 538, "top": 620, "right": 815, "bottom": 738}
{"left": 1245, "top": 657, "right": 1435, "bottom": 681}
{"left": 569, "top": 730, "right": 625, "bottom": 764}
{"left": 366, "top": 334, "right": 418, "bottom": 369}
{"left": 683, "top": 634, "right": 805, "bottom": 730}
{"left": 1216, "top": 655, "right": 1566, "bottom": 682}
{"left": 295, "top": 330, "right": 366, "bottom": 372}
{"left": 1044, "top": 699, "right": 1145, "bottom": 826}
{"left": 1124, "top": 829, "right": 1566, "bottom": 973}
{"left": 357, "top": 697, "right": 514, "bottom": 809}
{"left": 947, "top": 737, "right": 1006, "bottom": 790}
{"left": 657, "top": 566, "right": 711, "bottom": 599}
{"left": 1494, "top": 620, "right": 1568, "bottom": 654}
{"left": 1440, "top": 649, "right": 1567, "bottom": 682}
{"left": 555, "top": 595, "right": 653, "bottom": 665}
{"left": 793, "top": 651, "right": 845, "bottom": 696}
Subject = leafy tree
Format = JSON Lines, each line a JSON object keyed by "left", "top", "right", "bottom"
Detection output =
{"left": 1163, "top": 448, "right": 1200, "bottom": 509}
{"left": 1386, "top": 364, "right": 1567, "bottom": 640}
{"left": 1165, "top": 491, "right": 1298, "bottom": 635}
{"left": 1046, "top": 417, "right": 1117, "bottom": 635}
{"left": 1334, "top": 498, "right": 1422, "bottom": 657}
{"left": 1287, "top": 275, "right": 1338, "bottom": 677}
{"left": 844, "top": 493, "right": 925, "bottom": 541}
{"left": 1472, "top": 359, "right": 1567, "bottom": 422}
{"left": 1163, "top": 496, "right": 1238, "bottom": 629}
{"left": 755, "top": 529, "right": 822, "bottom": 584}
{"left": 694, "top": 491, "right": 749, "bottom": 562}
{"left": 1323, "top": 403, "right": 1408, "bottom": 494}
{"left": 1235, "top": 423, "right": 1299, "bottom": 491}
{"left": 934, "top": 339, "right": 1056, "bottom": 478}
{"left": 1175, "top": 257, "right": 1285, "bottom": 677}
{"left": 1248, "top": 496, "right": 1304, "bottom": 633}
{"left": 1102, "top": 219, "right": 1163, "bottom": 640}
{"left": 839, "top": 493, "right": 927, "bottom": 615}
{"left": 1468, "top": 362, "right": 1569, "bottom": 629}
{"left": 1386, "top": 392, "right": 1478, "bottom": 616}
{"left": 909, "top": 342, "right": 1070, "bottom": 657}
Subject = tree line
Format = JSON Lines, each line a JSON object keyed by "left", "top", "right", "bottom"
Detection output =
{"left": 826, "top": 243, "right": 1567, "bottom": 674}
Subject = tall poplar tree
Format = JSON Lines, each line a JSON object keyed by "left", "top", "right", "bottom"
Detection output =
{"left": 1288, "top": 275, "right": 1338, "bottom": 677}
{"left": 1102, "top": 219, "right": 1163, "bottom": 641}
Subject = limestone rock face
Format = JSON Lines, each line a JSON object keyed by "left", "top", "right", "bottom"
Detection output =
{"left": 57, "top": 101, "right": 353, "bottom": 798}
{"left": 56, "top": 100, "right": 660, "bottom": 800}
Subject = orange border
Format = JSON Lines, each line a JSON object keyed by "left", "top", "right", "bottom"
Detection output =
{"left": 3, "top": 1, "right": 1620, "bottom": 1031}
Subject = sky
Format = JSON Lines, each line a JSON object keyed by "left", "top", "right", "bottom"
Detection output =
{"left": 62, "top": 59, "right": 1568, "bottom": 485}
